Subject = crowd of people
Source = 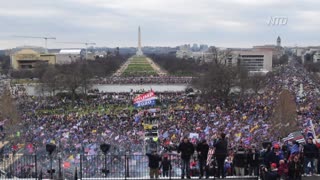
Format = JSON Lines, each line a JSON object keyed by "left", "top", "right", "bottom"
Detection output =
{"left": 1, "top": 58, "right": 320, "bottom": 179}
{"left": 92, "top": 76, "right": 193, "bottom": 84}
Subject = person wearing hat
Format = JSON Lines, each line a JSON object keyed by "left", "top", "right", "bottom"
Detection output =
{"left": 263, "top": 163, "right": 279, "bottom": 180}
{"left": 265, "top": 144, "right": 284, "bottom": 168}
{"left": 178, "top": 136, "right": 195, "bottom": 179}
{"left": 196, "top": 139, "right": 209, "bottom": 179}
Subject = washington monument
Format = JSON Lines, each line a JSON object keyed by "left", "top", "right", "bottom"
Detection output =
{"left": 136, "top": 26, "right": 143, "bottom": 56}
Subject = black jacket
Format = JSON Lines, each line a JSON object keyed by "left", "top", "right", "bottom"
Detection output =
{"left": 234, "top": 150, "right": 247, "bottom": 167}
{"left": 288, "top": 161, "right": 303, "bottom": 178}
{"left": 303, "top": 143, "right": 318, "bottom": 159}
{"left": 146, "top": 153, "right": 162, "bottom": 169}
{"left": 265, "top": 169, "right": 279, "bottom": 180}
{"left": 160, "top": 158, "right": 172, "bottom": 171}
{"left": 196, "top": 142, "right": 209, "bottom": 160}
{"left": 178, "top": 141, "right": 195, "bottom": 160}
{"left": 247, "top": 149, "right": 260, "bottom": 166}
{"left": 214, "top": 138, "right": 228, "bottom": 157}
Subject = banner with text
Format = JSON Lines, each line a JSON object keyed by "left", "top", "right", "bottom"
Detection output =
{"left": 133, "top": 91, "right": 158, "bottom": 108}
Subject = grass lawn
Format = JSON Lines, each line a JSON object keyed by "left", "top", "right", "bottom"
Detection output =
{"left": 122, "top": 56, "right": 157, "bottom": 77}
{"left": 35, "top": 104, "right": 136, "bottom": 116}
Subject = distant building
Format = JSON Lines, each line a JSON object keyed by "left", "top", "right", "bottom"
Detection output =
{"left": 229, "top": 49, "right": 273, "bottom": 72}
{"left": 176, "top": 44, "right": 210, "bottom": 60}
{"left": 277, "top": 36, "right": 281, "bottom": 47}
{"left": 176, "top": 45, "right": 192, "bottom": 59}
{"left": 56, "top": 49, "right": 84, "bottom": 64}
{"left": 313, "top": 51, "right": 320, "bottom": 62}
{"left": 253, "top": 36, "right": 285, "bottom": 59}
{"left": 301, "top": 47, "right": 320, "bottom": 63}
{"left": 294, "top": 47, "right": 307, "bottom": 57}
{"left": 10, "top": 49, "right": 56, "bottom": 70}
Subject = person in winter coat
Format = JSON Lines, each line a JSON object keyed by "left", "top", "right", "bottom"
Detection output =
{"left": 247, "top": 145, "right": 260, "bottom": 176}
{"left": 197, "top": 139, "right": 209, "bottom": 179}
{"left": 288, "top": 155, "right": 303, "bottom": 180}
{"left": 146, "top": 150, "right": 162, "bottom": 179}
{"left": 234, "top": 146, "right": 246, "bottom": 176}
{"left": 265, "top": 144, "right": 284, "bottom": 168}
{"left": 159, "top": 155, "right": 172, "bottom": 177}
{"left": 263, "top": 163, "right": 279, "bottom": 180}
{"left": 178, "top": 137, "right": 195, "bottom": 179}
{"left": 277, "top": 160, "right": 288, "bottom": 179}
{"left": 303, "top": 137, "right": 318, "bottom": 175}
{"left": 213, "top": 133, "right": 228, "bottom": 178}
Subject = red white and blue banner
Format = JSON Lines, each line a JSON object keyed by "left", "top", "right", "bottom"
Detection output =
{"left": 133, "top": 91, "right": 157, "bottom": 108}
{"left": 304, "top": 119, "right": 316, "bottom": 139}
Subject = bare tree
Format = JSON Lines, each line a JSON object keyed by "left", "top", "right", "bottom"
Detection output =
{"left": 58, "top": 63, "right": 82, "bottom": 104}
{"left": 192, "top": 47, "right": 248, "bottom": 105}
{"left": 249, "top": 73, "right": 267, "bottom": 94}
{"left": 39, "top": 65, "right": 61, "bottom": 96}
{"left": 0, "top": 55, "right": 10, "bottom": 75}
{"left": 0, "top": 88, "right": 21, "bottom": 143}
{"left": 237, "top": 66, "right": 250, "bottom": 96}
{"left": 193, "top": 62, "right": 238, "bottom": 104}
{"left": 78, "top": 62, "right": 93, "bottom": 94}
{"left": 270, "top": 89, "right": 298, "bottom": 138}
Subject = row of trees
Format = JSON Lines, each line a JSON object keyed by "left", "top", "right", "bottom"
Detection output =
{"left": 9, "top": 55, "right": 127, "bottom": 103}
{"left": 273, "top": 54, "right": 289, "bottom": 67}
{"left": 149, "top": 54, "right": 208, "bottom": 76}
{"left": 192, "top": 48, "right": 298, "bottom": 138}
{"left": 0, "top": 88, "right": 21, "bottom": 144}
{"left": 304, "top": 61, "right": 320, "bottom": 73}
{"left": 0, "top": 55, "right": 10, "bottom": 75}
{"left": 39, "top": 56, "right": 126, "bottom": 99}
{"left": 191, "top": 47, "right": 268, "bottom": 105}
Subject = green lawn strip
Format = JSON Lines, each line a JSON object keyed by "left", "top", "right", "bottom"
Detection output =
{"left": 122, "top": 56, "right": 160, "bottom": 76}
{"left": 35, "top": 104, "right": 136, "bottom": 116}
{"left": 125, "top": 67, "right": 155, "bottom": 72}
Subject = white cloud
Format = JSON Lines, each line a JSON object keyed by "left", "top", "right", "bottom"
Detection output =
{"left": 0, "top": 0, "right": 319, "bottom": 48}
{"left": 290, "top": 10, "right": 320, "bottom": 31}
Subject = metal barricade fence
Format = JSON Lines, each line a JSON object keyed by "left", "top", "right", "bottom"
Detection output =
{"left": 79, "top": 154, "right": 182, "bottom": 179}
{"left": 0, "top": 154, "right": 37, "bottom": 178}
{"left": 1, "top": 151, "right": 319, "bottom": 179}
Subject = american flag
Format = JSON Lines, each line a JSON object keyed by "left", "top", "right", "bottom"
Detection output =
{"left": 206, "top": 148, "right": 215, "bottom": 166}
{"left": 282, "top": 131, "right": 305, "bottom": 144}
{"left": 304, "top": 119, "right": 316, "bottom": 139}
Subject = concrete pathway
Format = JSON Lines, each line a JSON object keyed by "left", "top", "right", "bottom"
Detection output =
{"left": 145, "top": 57, "right": 168, "bottom": 76}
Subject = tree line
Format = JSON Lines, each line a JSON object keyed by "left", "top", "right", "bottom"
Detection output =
{"left": 190, "top": 47, "right": 269, "bottom": 106}
{"left": 148, "top": 54, "right": 208, "bottom": 76}
{"left": 11, "top": 55, "right": 127, "bottom": 101}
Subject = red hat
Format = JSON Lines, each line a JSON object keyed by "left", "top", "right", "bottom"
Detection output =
{"left": 271, "top": 163, "right": 277, "bottom": 168}
{"left": 273, "top": 144, "right": 280, "bottom": 149}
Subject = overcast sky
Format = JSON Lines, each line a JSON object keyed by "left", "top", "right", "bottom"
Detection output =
{"left": 0, "top": 0, "right": 319, "bottom": 49}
